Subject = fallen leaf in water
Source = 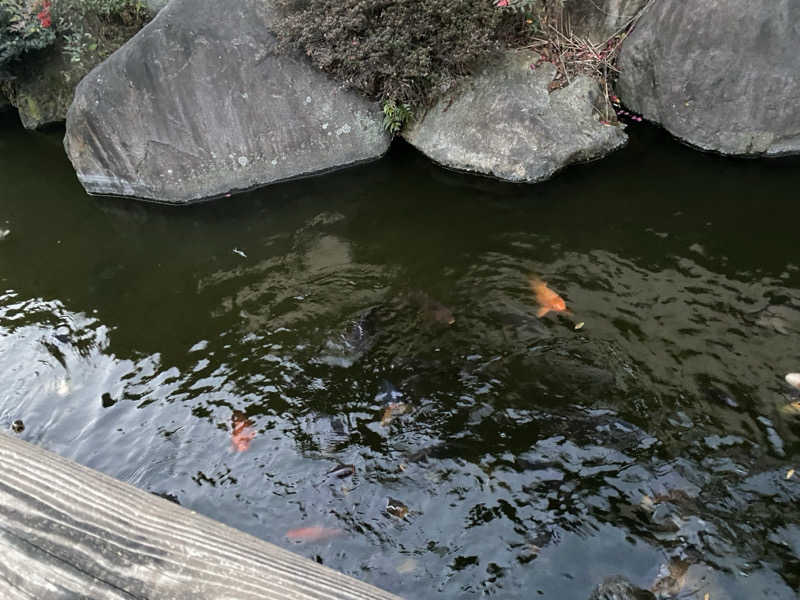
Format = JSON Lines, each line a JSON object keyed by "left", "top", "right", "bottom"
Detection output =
{"left": 704, "top": 593, "right": 710, "bottom": 600}
{"left": 574, "top": 322, "right": 585, "bottom": 330}
{"left": 286, "top": 526, "right": 344, "bottom": 542}
{"left": 787, "top": 469, "right": 795, "bottom": 480}
{"left": 386, "top": 497, "right": 409, "bottom": 519}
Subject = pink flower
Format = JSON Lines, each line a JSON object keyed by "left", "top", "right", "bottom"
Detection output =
{"left": 496, "top": 0, "right": 509, "bottom": 6}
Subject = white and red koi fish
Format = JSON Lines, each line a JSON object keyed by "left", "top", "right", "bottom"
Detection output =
{"left": 786, "top": 373, "right": 800, "bottom": 390}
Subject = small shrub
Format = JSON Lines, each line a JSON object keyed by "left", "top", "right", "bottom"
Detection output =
{"left": 494, "top": 0, "right": 540, "bottom": 12}
{"left": 0, "top": 0, "right": 56, "bottom": 70}
{"left": 1, "top": 0, "right": 149, "bottom": 69}
{"left": 51, "top": 0, "right": 150, "bottom": 64}
{"left": 495, "top": 0, "right": 546, "bottom": 32}
{"left": 273, "top": 0, "right": 524, "bottom": 109}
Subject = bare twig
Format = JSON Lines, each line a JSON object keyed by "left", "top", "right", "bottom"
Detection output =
{"left": 514, "top": 0, "right": 653, "bottom": 122}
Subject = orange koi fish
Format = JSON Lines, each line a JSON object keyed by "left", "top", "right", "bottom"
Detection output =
{"left": 285, "top": 526, "right": 344, "bottom": 542}
{"left": 381, "top": 402, "right": 409, "bottom": 427}
{"left": 231, "top": 411, "right": 255, "bottom": 452}
{"left": 529, "top": 277, "right": 569, "bottom": 318}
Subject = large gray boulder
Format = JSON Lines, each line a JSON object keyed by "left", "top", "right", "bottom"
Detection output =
{"left": 65, "top": 0, "right": 390, "bottom": 204}
{"left": 402, "top": 51, "right": 627, "bottom": 184}
{"left": 617, "top": 0, "right": 800, "bottom": 156}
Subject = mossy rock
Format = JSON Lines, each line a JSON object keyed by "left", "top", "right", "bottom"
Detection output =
{"left": 5, "top": 10, "right": 150, "bottom": 130}
{"left": 4, "top": 42, "right": 93, "bottom": 129}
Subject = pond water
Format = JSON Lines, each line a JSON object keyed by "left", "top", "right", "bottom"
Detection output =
{"left": 1, "top": 109, "right": 799, "bottom": 599}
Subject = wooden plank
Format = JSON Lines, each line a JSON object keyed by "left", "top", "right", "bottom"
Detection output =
{"left": 0, "top": 433, "right": 402, "bottom": 599}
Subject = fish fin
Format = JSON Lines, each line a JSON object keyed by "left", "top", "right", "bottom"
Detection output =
{"left": 536, "top": 307, "right": 550, "bottom": 318}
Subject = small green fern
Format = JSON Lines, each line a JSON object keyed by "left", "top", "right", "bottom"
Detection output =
{"left": 382, "top": 99, "right": 413, "bottom": 135}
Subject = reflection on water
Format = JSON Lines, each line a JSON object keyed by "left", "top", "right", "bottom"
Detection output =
{"left": 1, "top": 109, "right": 799, "bottom": 599}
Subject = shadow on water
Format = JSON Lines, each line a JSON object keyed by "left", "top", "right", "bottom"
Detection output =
{"left": 2, "top": 108, "right": 800, "bottom": 598}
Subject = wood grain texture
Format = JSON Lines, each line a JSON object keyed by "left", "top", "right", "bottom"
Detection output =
{"left": 0, "top": 433, "right": 402, "bottom": 599}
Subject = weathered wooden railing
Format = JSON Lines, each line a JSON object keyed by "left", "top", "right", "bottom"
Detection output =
{"left": 0, "top": 433, "right": 401, "bottom": 599}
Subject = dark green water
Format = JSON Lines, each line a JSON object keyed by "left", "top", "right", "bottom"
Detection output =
{"left": 1, "top": 109, "right": 799, "bottom": 599}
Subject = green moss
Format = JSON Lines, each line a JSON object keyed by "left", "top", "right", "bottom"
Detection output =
{"left": 21, "top": 94, "right": 41, "bottom": 121}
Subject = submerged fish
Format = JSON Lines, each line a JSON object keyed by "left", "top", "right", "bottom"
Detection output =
{"left": 381, "top": 402, "right": 409, "bottom": 427}
{"left": 529, "top": 277, "right": 569, "bottom": 318}
{"left": 326, "top": 463, "right": 355, "bottom": 479}
{"left": 403, "top": 290, "right": 455, "bottom": 326}
{"left": 285, "top": 526, "right": 344, "bottom": 542}
{"left": 786, "top": 373, "right": 800, "bottom": 390}
{"left": 231, "top": 411, "right": 255, "bottom": 452}
{"left": 375, "top": 380, "right": 409, "bottom": 426}
{"left": 423, "top": 299, "right": 456, "bottom": 326}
